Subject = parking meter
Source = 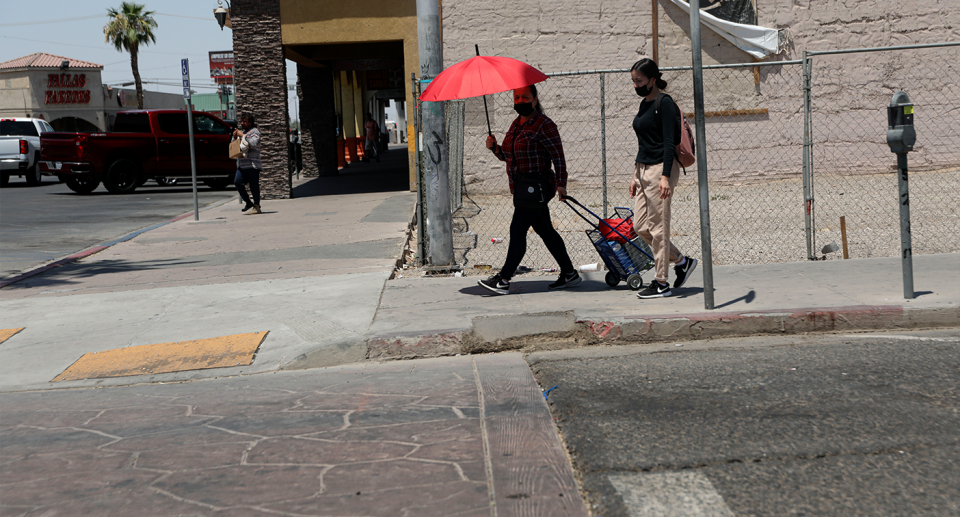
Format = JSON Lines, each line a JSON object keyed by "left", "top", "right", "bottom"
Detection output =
{"left": 886, "top": 91, "right": 915, "bottom": 299}
{"left": 886, "top": 91, "right": 915, "bottom": 154}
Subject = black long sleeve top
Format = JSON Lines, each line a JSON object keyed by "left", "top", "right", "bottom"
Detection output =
{"left": 632, "top": 94, "right": 680, "bottom": 177}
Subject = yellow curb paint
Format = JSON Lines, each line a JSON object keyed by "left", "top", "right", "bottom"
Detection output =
{"left": 0, "top": 328, "right": 25, "bottom": 344}
{"left": 52, "top": 331, "right": 268, "bottom": 382}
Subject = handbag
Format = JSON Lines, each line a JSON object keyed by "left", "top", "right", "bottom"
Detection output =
{"left": 228, "top": 138, "right": 243, "bottom": 159}
{"left": 512, "top": 174, "right": 552, "bottom": 210}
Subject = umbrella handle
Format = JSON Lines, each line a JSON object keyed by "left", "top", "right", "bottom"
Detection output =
{"left": 477, "top": 45, "right": 493, "bottom": 137}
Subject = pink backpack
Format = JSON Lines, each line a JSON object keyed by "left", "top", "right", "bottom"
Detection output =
{"left": 654, "top": 94, "right": 696, "bottom": 171}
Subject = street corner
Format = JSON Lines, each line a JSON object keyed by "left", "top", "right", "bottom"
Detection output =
{"left": 51, "top": 331, "right": 269, "bottom": 383}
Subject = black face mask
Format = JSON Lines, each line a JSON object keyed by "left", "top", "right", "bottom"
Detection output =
{"left": 635, "top": 85, "right": 653, "bottom": 97}
{"left": 513, "top": 102, "right": 535, "bottom": 117}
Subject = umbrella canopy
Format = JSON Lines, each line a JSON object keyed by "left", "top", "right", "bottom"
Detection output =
{"left": 418, "top": 55, "right": 548, "bottom": 102}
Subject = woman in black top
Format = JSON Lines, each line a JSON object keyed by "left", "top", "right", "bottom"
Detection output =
{"left": 629, "top": 58, "right": 698, "bottom": 299}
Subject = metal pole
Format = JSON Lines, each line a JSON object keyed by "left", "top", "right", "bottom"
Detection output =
{"left": 412, "top": 73, "right": 426, "bottom": 267}
{"left": 801, "top": 51, "right": 815, "bottom": 260}
{"left": 600, "top": 73, "right": 608, "bottom": 218}
{"left": 690, "top": 0, "right": 714, "bottom": 310}
{"left": 417, "top": 0, "right": 454, "bottom": 266}
{"left": 897, "top": 152, "right": 914, "bottom": 299}
{"left": 185, "top": 100, "right": 198, "bottom": 221}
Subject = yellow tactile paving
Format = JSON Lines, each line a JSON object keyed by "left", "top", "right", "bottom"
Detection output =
{"left": 0, "top": 328, "right": 25, "bottom": 344}
{"left": 52, "top": 331, "right": 269, "bottom": 382}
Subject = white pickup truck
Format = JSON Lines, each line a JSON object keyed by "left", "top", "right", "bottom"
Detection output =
{"left": 1, "top": 118, "right": 55, "bottom": 187}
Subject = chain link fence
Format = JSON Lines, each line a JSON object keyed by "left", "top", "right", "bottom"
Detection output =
{"left": 415, "top": 42, "right": 960, "bottom": 272}
{"left": 808, "top": 45, "right": 960, "bottom": 260}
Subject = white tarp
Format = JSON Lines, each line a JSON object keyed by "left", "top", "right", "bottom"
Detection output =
{"left": 668, "top": 0, "right": 787, "bottom": 59}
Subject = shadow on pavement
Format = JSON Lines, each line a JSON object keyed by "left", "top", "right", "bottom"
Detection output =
{"left": 2, "top": 258, "right": 203, "bottom": 290}
{"left": 293, "top": 145, "right": 411, "bottom": 197}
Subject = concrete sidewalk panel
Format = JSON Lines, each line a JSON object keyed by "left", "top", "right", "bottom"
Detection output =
{"left": 473, "top": 311, "right": 578, "bottom": 343}
{"left": 474, "top": 353, "right": 588, "bottom": 516}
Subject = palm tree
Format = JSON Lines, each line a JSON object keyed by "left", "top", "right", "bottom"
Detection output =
{"left": 104, "top": 2, "right": 157, "bottom": 109}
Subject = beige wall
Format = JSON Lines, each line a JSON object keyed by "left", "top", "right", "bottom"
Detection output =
{"left": 442, "top": 0, "right": 960, "bottom": 193}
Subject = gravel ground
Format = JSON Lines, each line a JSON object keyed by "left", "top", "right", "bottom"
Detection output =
{"left": 406, "top": 169, "right": 960, "bottom": 275}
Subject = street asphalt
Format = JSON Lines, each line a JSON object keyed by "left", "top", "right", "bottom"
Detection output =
{"left": 0, "top": 176, "right": 237, "bottom": 278}
{"left": 528, "top": 329, "right": 960, "bottom": 516}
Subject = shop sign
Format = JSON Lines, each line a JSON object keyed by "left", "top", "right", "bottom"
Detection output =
{"left": 45, "top": 73, "right": 90, "bottom": 104}
{"left": 209, "top": 51, "right": 234, "bottom": 82}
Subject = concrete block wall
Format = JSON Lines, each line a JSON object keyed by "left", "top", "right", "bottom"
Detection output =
{"left": 231, "top": 0, "right": 291, "bottom": 199}
{"left": 442, "top": 0, "right": 960, "bottom": 194}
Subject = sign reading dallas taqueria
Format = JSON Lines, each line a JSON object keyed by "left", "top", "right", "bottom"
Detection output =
{"left": 45, "top": 73, "right": 90, "bottom": 104}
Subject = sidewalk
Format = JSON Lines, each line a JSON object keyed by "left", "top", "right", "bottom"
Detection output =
{"left": 0, "top": 171, "right": 957, "bottom": 515}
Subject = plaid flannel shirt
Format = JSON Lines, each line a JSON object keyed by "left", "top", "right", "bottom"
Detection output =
{"left": 492, "top": 110, "right": 567, "bottom": 193}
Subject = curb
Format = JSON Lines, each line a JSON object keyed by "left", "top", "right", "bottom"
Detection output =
{"left": 0, "top": 195, "right": 238, "bottom": 289}
{"left": 364, "top": 304, "right": 960, "bottom": 360}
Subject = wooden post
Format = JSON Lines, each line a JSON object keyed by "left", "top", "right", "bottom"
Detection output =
{"left": 652, "top": 0, "right": 659, "bottom": 62}
{"left": 840, "top": 216, "right": 850, "bottom": 259}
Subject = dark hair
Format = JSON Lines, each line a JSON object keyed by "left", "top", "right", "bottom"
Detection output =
{"left": 239, "top": 113, "right": 257, "bottom": 127}
{"left": 631, "top": 58, "right": 668, "bottom": 90}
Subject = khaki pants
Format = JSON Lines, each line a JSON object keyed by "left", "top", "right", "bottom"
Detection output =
{"left": 632, "top": 161, "right": 682, "bottom": 283}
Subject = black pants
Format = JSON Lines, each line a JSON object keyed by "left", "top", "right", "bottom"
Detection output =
{"left": 501, "top": 205, "right": 574, "bottom": 279}
{"left": 234, "top": 167, "right": 260, "bottom": 206}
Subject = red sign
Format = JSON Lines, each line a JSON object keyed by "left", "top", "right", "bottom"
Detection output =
{"left": 209, "top": 51, "right": 234, "bottom": 83}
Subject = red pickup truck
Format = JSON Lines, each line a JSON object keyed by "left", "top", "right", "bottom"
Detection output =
{"left": 39, "top": 110, "right": 236, "bottom": 194}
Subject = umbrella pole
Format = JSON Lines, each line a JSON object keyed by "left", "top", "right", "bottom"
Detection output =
{"left": 476, "top": 44, "right": 493, "bottom": 137}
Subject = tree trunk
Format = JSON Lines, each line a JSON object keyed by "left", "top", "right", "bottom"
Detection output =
{"left": 131, "top": 44, "right": 144, "bottom": 109}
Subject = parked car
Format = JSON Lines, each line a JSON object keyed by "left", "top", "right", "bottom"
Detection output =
{"left": 0, "top": 118, "right": 54, "bottom": 187}
{"left": 38, "top": 110, "right": 236, "bottom": 194}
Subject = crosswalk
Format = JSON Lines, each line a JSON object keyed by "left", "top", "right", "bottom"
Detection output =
{"left": 609, "top": 471, "right": 735, "bottom": 517}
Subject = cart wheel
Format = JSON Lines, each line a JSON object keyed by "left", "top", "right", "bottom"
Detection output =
{"left": 604, "top": 271, "right": 620, "bottom": 287}
{"left": 627, "top": 274, "right": 644, "bottom": 290}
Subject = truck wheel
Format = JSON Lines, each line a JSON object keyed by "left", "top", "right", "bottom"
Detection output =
{"left": 65, "top": 177, "right": 100, "bottom": 194}
{"left": 103, "top": 158, "right": 141, "bottom": 194}
{"left": 203, "top": 178, "right": 232, "bottom": 190}
{"left": 26, "top": 157, "right": 42, "bottom": 186}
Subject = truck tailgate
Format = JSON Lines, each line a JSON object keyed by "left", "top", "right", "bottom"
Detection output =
{"left": 0, "top": 137, "right": 22, "bottom": 159}
{"left": 39, "top": 133, "right": 85, "bottom": 161}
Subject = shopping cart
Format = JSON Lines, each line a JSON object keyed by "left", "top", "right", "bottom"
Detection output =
{"left": 561, "top": 196, "right": 655, "bottom": 290}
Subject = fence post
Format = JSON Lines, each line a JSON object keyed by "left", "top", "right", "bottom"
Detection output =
{"left": 802, "top": 51, "right": 816, "bottom": 260}
{"left": 690, "top": 0, "right": 715, "bottom": 310}
{"left": 601, "top": 73, "right": 608, "bottom": 218}
{"left": 412, "top": 73, "right": 426, "bottom": 267}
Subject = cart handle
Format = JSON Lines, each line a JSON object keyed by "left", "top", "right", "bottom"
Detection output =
{"left": 561, "top": 195, "right": 642, "bottom": 248}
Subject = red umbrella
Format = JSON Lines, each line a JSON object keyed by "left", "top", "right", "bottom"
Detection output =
{"left": 418, "top": 46, "right": 548, "bottom": 135}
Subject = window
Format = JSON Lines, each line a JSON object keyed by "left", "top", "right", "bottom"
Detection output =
{"left": 41, "top": 122, "right": 54, "bottom": 133}
{"left": 157, "top": 113, "right": 189, "bottom": 135}
{"left": 0, "top": 121, "right": 39, "bottom": 137}
{"left": 194, "top": 114, "right": 230, "bottom": 135}
{"left": 113, "top": 113, "right": 151, "bottom": 133}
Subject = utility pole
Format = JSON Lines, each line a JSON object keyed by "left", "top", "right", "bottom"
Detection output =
{"left": 416, "top": 0, "right": 455, "bottom": 266}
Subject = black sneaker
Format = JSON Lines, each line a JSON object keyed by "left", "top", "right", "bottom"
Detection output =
{"left": 637, "top": 281, "right": 672, "bottom": 298}
{"left": 241, "top": 202, "right": 254, "bottom": 212}
{"left": 549, "top": 270, "right": 582, "bottom": 290}
{"left": 478, "top": 274, "right": 510, "bottom": 295}
{"left": 673, "top": 257, "right": 698, "bottom": 289}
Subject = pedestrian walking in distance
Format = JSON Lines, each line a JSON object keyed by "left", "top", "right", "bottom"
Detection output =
{"left": 233, "top": 113, "right": 262, "bottom": 214}
{"left": 628, "top": 58, "right": 697, "bottom": 298}
{"left": 363, "top": 113, "right": 380, "bottom": 163}
{"left": 478, "top": 84, "right": 581, "bottom": 295}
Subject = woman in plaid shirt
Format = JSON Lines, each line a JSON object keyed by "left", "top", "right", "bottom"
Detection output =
{"left": 477, "top": 85, "right": 581, "bottom": 295}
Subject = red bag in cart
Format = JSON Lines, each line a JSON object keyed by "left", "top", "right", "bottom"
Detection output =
{"left": 600, "top": 217, "right": 636, "bottom": 243}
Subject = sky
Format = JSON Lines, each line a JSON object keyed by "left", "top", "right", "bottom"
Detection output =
{"left": 0, "top": 0, "right": 300, "bottom": 120}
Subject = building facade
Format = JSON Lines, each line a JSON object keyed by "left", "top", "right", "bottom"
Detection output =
{"left": 0, "top": 53, "right": 185, "bottom": 132}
